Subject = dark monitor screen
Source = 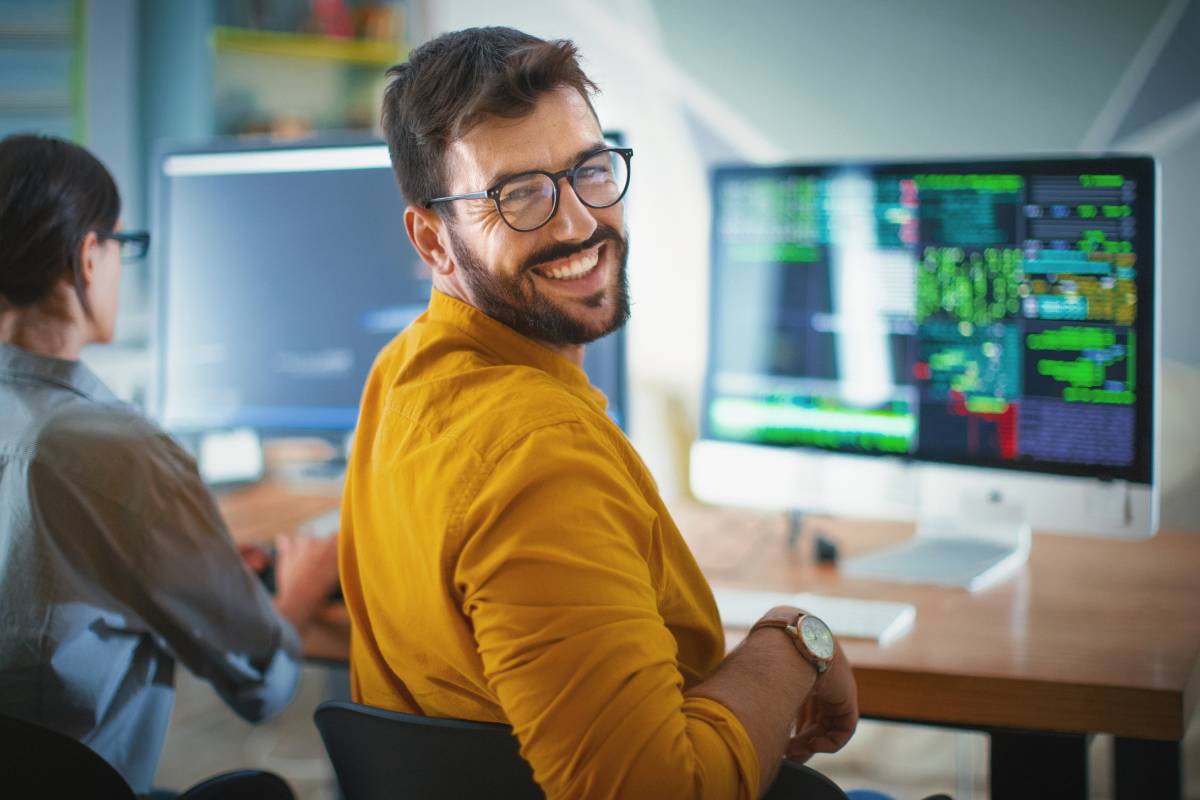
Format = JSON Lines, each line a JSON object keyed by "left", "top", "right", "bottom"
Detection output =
{"left": 703, "top": 157, "right": 1155, "bottom": 484}
{"left": 156, "top": 140, "right": 626, "bottom": 435}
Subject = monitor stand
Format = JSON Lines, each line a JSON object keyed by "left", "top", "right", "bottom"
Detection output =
{"left": 841, "top": 494, "right": 1031, "bottom": 592}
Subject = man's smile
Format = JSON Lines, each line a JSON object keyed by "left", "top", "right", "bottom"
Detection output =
{"left": 528, "top": 242, "right": 611, "bottom": 298}
{"left": 535, "top": 248, "right": 600, "bottom": 283}
{"left": 530, "top": 243, "right": 603, "bottom": 281}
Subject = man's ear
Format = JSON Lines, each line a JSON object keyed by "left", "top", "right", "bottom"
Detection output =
{"left": 406, "top": 206, "right": 454, "bottom": 276}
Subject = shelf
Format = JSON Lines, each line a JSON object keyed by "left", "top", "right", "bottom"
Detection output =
{"left": 0, "top": 92, "right": 72, "bottom": 113}
{"left": 211, "top": 26, "right": 405, "bottom": 66}
{"left": 0, "top": 29, "right": 73, "bottom": 45}
{"left": 0, "top": 17, "right": 73, "bottom": 42}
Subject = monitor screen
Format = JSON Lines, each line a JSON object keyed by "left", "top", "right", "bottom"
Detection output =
{"left": 703, "top": 157, "right": 1155, "bottom": 485}
{"left": 155, "top": 140, "right": 627, "bottom": 435}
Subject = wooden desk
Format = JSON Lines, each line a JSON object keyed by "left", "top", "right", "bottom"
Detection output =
{"left": 671, "top": 501, "right": 1200, "bottom": 800}
{"left": 216, "top": 481, "right": 350, "bottom": 663}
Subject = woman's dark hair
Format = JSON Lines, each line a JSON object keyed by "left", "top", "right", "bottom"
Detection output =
{"left": 380, "top": 26, "right": 599, "bottom": 211}
{"left": 0, "top": 133, "right": 120, "bottom": 310}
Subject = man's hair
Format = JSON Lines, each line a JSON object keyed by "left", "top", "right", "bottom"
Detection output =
{"left": 0, "top": 134, "right": 119, "bottom": 311}
{"left": 380, "top": 27, "right": 599, "bottom": 210}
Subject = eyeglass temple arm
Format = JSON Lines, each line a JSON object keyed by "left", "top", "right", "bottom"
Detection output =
{"left": 426, "top": 190, "right": 490, "bottom": 207}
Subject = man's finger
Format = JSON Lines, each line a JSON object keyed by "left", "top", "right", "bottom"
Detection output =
{"left": 791, "top": 723, "right": 855, "bottom": 756}
{"left": 784, "top": 741, "right": 814, "bottom": 763}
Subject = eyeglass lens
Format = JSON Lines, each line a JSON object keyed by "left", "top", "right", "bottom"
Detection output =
{"left": 498, "top": 149, "right": 629, "bottom": 231}
{"left": 118, "top": 237, "right": 149, "bottom": 260}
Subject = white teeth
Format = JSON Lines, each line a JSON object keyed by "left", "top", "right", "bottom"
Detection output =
{"left": 543, "top": 251, "right": 599, "bottom": 280}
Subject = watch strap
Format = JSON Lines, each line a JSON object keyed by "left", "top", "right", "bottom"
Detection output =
{"left": 751, "top": 608, "right": 802, "bottom": 631}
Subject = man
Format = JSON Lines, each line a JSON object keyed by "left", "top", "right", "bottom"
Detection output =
{"left": 340, "top": 27, "right": 858, "bottom": 799}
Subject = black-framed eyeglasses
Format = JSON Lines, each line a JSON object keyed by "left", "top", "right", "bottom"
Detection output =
{"left": 426, "top": 146, "right": 633, "bottom": 232}
{"left": 97, "top": 230, "right": 151, "bottom": 261}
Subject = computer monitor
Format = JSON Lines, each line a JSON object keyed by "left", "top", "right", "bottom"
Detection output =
{"left": 153, "top": 138, "right": 628, "bottom": 447}
{"left": 691, "top": 157, "right": 1158, "bottom": 585}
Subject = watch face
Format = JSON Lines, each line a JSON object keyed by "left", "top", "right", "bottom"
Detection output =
{"left": 799, "top": 615, "right": 835, "bottom": 660}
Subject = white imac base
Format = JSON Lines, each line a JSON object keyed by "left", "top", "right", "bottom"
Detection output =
{"left": 840, "top": 499, "right": 1030, "bottom": 592}
{"left": 689, "top": 440, "right": 1158, "bottom": 591}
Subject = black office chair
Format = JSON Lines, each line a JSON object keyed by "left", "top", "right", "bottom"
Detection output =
{"left": 314, "top": 701, "right": 542, "bottom": 799}
{"left": 765, "top": 760, "right": 850, "bottom": 799}
{"left": 0, "top": 712, "right": 295, "bottom": 799}
{"left": 313, "top": 700, "right": 853, "bottom": 800}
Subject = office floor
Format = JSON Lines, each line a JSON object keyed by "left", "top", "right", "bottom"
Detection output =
{"left": 155, "top": 665, "right": 1199, "bottom": 800}
{"left": 155, "top": 666, "right": 341, "bottom": 799}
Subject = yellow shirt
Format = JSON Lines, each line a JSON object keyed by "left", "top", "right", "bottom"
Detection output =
{"left": 341, "top": 290, "right": 759, "bottom": 799}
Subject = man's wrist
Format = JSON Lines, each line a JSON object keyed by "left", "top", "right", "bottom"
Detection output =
{"left": 749, "top": 606, "right": 836, "bottom": 679}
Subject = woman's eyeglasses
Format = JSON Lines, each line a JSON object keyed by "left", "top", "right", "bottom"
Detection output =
{"left": 97, "top": 231, "right": 151, "bottom": 261}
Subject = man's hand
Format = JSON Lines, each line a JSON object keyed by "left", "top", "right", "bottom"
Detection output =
{"left": 273, "top": 532, "right": 340, "bottom": 631}
{"left": 785, "top": 642, "right": 858, "bottom": 763}
{"left": 687, "top": 604, "right": 859, "bottom": 791}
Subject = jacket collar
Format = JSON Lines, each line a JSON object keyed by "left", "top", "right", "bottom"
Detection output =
{"left": 426, "top": 290, "right": 609, "bottom": 416}
{"left": 0, "top": 343, "right": 120, "bottom": 404}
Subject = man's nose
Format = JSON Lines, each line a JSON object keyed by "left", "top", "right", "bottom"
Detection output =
{"left": 548, "top": 176, "right": 599, "bottom": 242}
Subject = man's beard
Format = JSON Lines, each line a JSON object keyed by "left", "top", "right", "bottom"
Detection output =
{"left": 447, "top": 223, "right": 631, "bottom": 346}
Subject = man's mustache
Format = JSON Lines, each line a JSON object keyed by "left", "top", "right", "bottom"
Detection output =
{"left": 521, "top": 225, "right": 624, "bottom": 273}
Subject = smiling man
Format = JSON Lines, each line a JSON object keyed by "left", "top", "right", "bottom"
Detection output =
{"left": 339, "top": 27, "right": 858, "bottom": 799}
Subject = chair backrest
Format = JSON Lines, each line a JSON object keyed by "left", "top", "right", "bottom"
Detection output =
{"left": 765, "top": 759, "right": 851, "bottom": 800}
{"left": 315, "top": 701, "right": 855, "bottom": 800}
{"left": 0, "top": 712, "right": 137, "bottom": 799}
{"left": 179, "top": 769, "right": 295, "bottom": 800}
{"left": 313, "top": 701, "right": 543, "bottom": 800}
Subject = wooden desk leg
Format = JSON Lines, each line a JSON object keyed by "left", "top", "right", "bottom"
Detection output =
{"left": 1113, "top": 737, "right": 1181, "bottom": 800}
{"left": 989, "top": 730, "right": 1088, "bottom": 800}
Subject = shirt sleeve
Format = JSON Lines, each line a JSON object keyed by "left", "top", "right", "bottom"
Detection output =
{"left": 30, "top": 413, "right": 301, "bottom": 723}
{"left": 453, "top": 421, "right": 760, "bottom": 800}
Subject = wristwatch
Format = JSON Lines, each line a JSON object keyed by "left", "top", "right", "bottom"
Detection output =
{"left": 749, "top": 609, "right": 836, "bottom": 675}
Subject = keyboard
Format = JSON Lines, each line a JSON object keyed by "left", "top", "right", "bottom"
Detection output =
{"left": 712, "top": 587, "right": 916, "bottom": 647}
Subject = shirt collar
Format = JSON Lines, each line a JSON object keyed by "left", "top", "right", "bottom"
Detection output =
{"left": 426, "top": 290, "right": 609, "bottom": 416}
{"left": 0, "top": 342, "right": 120, "bottom": 404}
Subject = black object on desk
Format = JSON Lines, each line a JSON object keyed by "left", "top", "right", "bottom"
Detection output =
{"left": 813, "top": 531, "right": 839, "bottom": 565}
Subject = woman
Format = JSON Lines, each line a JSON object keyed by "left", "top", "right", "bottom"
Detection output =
{"left": 0, "top": 133, "right": 339, "bottom": 794}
